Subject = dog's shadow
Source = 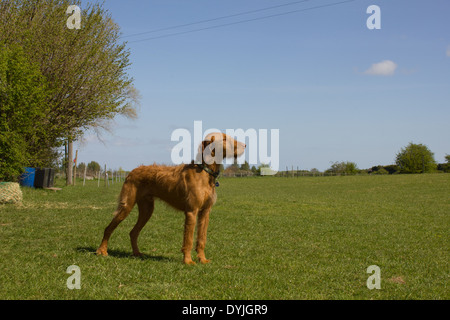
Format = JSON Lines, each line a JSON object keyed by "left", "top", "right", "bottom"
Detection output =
{"left": 76, "top": 246, "right": 176, "bottom": 263}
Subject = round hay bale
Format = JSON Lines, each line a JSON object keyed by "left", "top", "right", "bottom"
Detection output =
{"left": 0, "top": 182, "right": 23, "bottom": 204}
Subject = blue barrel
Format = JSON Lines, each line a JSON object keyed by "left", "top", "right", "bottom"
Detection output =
{"left": 19, "top": 167, "right": 36, "bottom": 188}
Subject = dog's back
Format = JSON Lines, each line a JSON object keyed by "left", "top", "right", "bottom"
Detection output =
{"left": 120, "top": 163, "right": 214, "bottom": 212}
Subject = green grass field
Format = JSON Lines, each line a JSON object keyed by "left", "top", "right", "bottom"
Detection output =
{"left": 0, "top": 174, "right": 448, "bottom": 300}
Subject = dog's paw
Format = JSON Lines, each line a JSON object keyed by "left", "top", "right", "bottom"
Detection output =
{"left": 199, "top": 258, "right": 211, "bottom": 264}
{"left": 183, "top": 259, "right": 196, "bottom": 265}
{"left": 132, "top": 252, "right": 144, "bottom": 257}
{"left": 96, "top": 248, "right": 108, "bottom": 256}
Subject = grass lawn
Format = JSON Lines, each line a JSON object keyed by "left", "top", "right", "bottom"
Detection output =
{"left": 0, "top": 174, "right": 448, "bottom": 300}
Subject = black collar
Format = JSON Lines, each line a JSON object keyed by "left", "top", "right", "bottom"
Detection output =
{"left": 198, "top": 163, "right": 220, "bottom": 179}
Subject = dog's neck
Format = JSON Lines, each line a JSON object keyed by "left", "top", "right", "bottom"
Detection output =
{"left": 194, "top": 151, "right": 221, "bottom": 178}
{"left": 198, "top": 162, "right": 220, "bottom": 179}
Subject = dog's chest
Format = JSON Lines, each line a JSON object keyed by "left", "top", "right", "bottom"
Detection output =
{"left": 202, "top": 188, "right": 217, "bottom": 209}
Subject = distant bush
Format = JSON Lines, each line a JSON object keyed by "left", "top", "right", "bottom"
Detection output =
{"left": 370, "top": 165, "right": 399, "bottom": 175}
{"left": 383, "top": 165, "right": 400, "bottom": 174}
{"left": 326, "top": 161, "right": 359, "bottom": 175}
{"left": 437, "top": 154, "right": 450, "bottom": 173}
{"left": 396, "top": 143, "right": 437, "bottom": 173}
{"left": 372, "top": 167, "right": 389, "bottom": 175}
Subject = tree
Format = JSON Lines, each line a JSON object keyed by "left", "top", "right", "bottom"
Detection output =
{"left": 0, "top": 1, "right": 138, "bottom": 131}
{"left": 0, "top": 45, "right": 51, "bottom": 181}
{"left": 87, "top": 161, "right": 101, "bottom": 175}
{"left": 396, "top": 143, "right": 436, "bottom": 173}
{"left": 240, "top": 161, "right": 250, "bottom": 171}
{"left": 437, "top": 154, "right": 450, "bottom": 173}
{"left": 77, "top": 162, "right": 86, "bottom": 172}
{"left": 0, "top": 0, "right": 139, "bottom": 184}
{"left": 395, "top": 143, "right": 436, "bottom": 173}
{"left": 344, "top": 162, "right": 358, "bottom": 174}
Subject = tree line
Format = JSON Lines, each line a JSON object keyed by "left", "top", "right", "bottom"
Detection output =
{"left": 0, "top": 0, "right": 139, "bottom": 182}
{"left": 225, "top": 143, "right": 450, "bottom": 176}
{"left": 56, "top": 142, "right": 449, "bottom": 179}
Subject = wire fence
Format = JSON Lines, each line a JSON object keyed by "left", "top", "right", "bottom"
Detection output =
{"left": 57, "top": 165, "right": 447, "bottom": 186}
{"left": 57, "top": 167, "right": 130, "bottom": 187}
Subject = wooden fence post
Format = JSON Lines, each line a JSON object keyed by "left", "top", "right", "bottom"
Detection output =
{"left": 83, "top": 166, "right": 87, "bottom": 186}
{"left": 73, "top": 150, "right": 78, "bottom": 186}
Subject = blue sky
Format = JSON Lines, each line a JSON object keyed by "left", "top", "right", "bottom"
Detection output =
{"left": 75, "top": 0, "right": 450, "bottom": 172}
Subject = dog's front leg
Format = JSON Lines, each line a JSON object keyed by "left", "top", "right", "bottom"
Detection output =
{"left": 196, "top": 208, "right": 211, "bottom": 264}
{"left": 182, "top": 210, "right": 197, "bottom": 265}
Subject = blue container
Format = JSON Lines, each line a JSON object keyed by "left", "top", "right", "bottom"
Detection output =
{"left": 34, "top": 168, "right": 49, "bottom": 188}
{"left": 19, "top": 167, "right": 36, "bottom": 188}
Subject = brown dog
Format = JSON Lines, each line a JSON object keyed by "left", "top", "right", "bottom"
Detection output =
{"left": 96, "top": 133, "right": 246, "bottom": 264}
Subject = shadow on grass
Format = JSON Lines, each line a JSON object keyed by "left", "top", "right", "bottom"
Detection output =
{"left": 76, "top": 246, "right": 176, "bottom": 263}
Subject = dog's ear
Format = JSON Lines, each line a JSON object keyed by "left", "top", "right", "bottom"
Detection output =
{"left": 202, "top": 140, "right": 215, "bottom": 158}
{"left": 205, "top": 133, "right": 221, "bottom": 158}
{"left": 201, "top": 140, "right": 209, "bottom": 154}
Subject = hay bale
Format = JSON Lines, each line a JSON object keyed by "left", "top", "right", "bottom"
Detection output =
{"left": 0, "top": 182, "right": 23, "bottom": 204}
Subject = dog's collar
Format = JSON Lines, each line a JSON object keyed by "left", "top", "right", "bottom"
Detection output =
{"left": 198, "top": 163, "right": 220, "bottom": 179}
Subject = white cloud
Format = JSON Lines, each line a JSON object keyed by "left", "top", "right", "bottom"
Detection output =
{"left": 446, "top": 45, "right": 450, "bottom": 57}
{"left": 364, "top": 60, "right": 398, "bottom": 76}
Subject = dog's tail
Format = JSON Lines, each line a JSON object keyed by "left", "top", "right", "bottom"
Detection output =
{"left": 113, "top": 178, "right": 137, "bottom": 217}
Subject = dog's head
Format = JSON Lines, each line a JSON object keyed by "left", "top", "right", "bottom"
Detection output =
{"left": 198, "top": 133, "right": 246, "bottom": 165}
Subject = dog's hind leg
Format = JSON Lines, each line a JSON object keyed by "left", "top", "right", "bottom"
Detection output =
{"left": 96, "top": 186, "right": 136, "bottom": 256}
{"left": 130, "top": 196, "right": 154, "bottom": 257}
